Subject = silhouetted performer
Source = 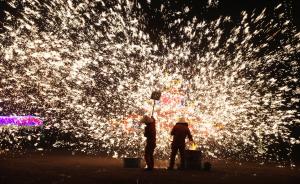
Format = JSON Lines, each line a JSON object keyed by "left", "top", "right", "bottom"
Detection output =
{"left": 141, "top": 115, "right": 156, "bottom": 171}
{"left": 168, "top": 117, "right": 193, "bottom": 170}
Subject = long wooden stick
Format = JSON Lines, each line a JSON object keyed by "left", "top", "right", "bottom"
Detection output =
{"left": 151, "top": 100, "right": 155, "bottom": 117}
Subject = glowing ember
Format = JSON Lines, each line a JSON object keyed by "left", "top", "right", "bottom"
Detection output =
{"left": 0, "top": 0, "right": 299, "bottom": 161}
{"left": 189, "top": 143, "right": 197, "bottom": 151}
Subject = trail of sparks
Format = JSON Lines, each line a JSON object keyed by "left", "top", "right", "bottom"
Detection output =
{"left": 0, "top": 0, "right": 299, "bottom": 161}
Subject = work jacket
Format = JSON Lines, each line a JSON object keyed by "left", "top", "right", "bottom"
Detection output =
{"left": 144, "top": 118, "right": 156, "bottom": 145}
{"left": 171, "top": 122, "right": 193, "bottom": 146}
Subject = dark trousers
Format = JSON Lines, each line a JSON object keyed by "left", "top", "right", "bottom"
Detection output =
{"left": 145, "top": 143, "right": 155, "bottom": 169}
{"left": 169, "top": 144, "right": 185, "bottom": 169}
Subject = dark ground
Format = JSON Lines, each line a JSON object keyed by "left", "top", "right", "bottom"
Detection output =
{"left": 0, "top": 152, "right": 300, "bottom": 184}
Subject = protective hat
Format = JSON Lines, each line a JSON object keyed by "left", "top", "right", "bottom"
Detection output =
{"left": 140, "top": 115, "right": 154, "bottom": 124}
{"left": 178, "top": 117, "right": 188, "bottom": 123}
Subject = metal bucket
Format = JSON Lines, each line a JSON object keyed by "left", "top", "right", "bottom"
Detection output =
{"left": 123, "top": 157, "right": 141, "bottom": 168}
{"left": 184, "top": 150, "right": 202, "bottom": 170}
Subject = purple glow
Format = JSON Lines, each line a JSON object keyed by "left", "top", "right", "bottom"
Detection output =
{"left": 0, "top": 116, "right": 43, "bottom": 126}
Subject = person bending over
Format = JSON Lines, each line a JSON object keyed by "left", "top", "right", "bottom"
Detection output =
{"left": 168, "top": 117, "right": 193, "bottom": 170}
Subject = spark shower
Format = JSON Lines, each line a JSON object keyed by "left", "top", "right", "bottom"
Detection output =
{"left": 0, "top": 0, "right": 299, "bottom": 161}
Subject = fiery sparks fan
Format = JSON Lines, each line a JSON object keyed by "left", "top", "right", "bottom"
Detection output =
{"left": 0, "top": 0, "right": 299, "bottom": 161}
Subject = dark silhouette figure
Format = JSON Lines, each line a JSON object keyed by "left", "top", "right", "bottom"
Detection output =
{"left": 141, "top": 115, "right": 156, "bottom": 171}
{"left": 168, "top": 117, "right": 193, "bottom": 170}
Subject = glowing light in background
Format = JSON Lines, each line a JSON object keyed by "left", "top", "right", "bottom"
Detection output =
{"left": 0, "top": 0, "right": 299, "bottom": 161}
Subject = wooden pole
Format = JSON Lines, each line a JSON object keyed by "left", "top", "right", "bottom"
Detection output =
{"left": 151, "top": 99, "right": 155, "bottom": 117}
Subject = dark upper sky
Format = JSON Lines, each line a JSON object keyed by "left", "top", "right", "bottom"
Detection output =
{"left": 129, "top": 0, "right": 298, "bottom": 51}
{"left": 0, "top": 0, "right": 299, "bottom": 27}
{"left": 159, "top": 0, "right": 297, "bottom": 22}
{"left": 137, "top": 0, "right": 299, "bottom": 31}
